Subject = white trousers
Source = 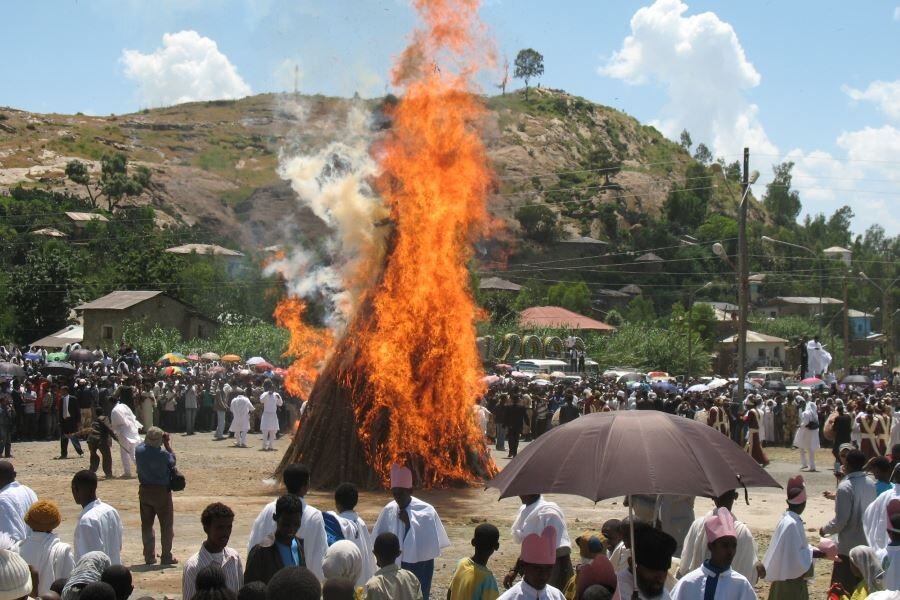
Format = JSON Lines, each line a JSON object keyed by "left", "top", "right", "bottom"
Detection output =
{"left": 262, "top": 429, "right": 277, "bottom": 449}
{"left": 118, "top": 437, "right": 137, "bottom": 476}
{"left": 799, "top": 447, "right": 816, "bottom": 471}
{"left": 236, "top": 430, "right": 247, "bottom": 446}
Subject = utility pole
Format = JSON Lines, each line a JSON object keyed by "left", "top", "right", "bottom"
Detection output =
{"left": 736, "top": 147, "right": 750, "bottom": 403}
{"left": 294, "top": 64, "right": 299, "bottom": 95}
{"left": 843, "top": 272, "right": 850, "bottom": 378}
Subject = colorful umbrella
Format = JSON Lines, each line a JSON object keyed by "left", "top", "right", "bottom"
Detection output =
{"left": 187, "top": 353, "right": 201, "bottom": 362}
{"left": 222, "top": 354, "right": 241, "bottom": 363}
{"left": 47, "top": 352, "right": 67, "bottom": 362}
{"left": 201, "top": 352, "right": 221, "bottom": 362}
{"left": 800, "top": 377, "right": 824, "bottom": 385}
{"left": 158, "top": 366, "right": 186, "bottom": 376}
{"left": 158, "top": 352, "right": 188, "bottom": 365}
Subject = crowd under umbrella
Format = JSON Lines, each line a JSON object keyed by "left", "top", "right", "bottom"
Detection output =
{"left": 158, "top": 366, "right": 186, "bottom": 377}
{"left": 0, "top": 362, "right": 26, "bottom": 378}
{"left": 41, "top": 361, "right": 76, "bottom": 377}
{"left": 487, "top": 411, "right": 781, "bottom": 588}
{"left": 200, "top": 352, "right": 221, "bottom": 362}
{"left": 157, "top": 352, "right": 188, "bottom": 365}
{"left": 222, "top": 354, "right": 241, "bottom": 363}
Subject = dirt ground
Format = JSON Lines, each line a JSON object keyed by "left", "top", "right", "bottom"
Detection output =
{"left": 10, "top": 433, "right": 844, "bottom": 599}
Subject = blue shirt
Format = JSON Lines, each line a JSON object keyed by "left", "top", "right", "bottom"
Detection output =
{"left": 877, "top": 480, "right": 893, "bottom": 496}
{"left": 275, "top": 538, "right": 302, "bottom": 567}
{"left": 134, "top": 443, "right": 176, "bottom": 486}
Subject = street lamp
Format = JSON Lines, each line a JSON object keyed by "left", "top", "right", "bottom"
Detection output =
{"left": 859, "top": 271, "right": 900, "bottom": 374}
{"left": 686, "top": 281, "right": 713, "bottom": 380}
{"left": 761, "top": 236, "right": 826, "bottom": 336}
{"left": 719, "top": 168, "right": 759, "bottom": 400}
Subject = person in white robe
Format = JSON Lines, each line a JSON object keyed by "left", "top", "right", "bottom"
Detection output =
{"left": 324, "top": 482, "right": 375, "bottom": 588}
{"left": 806, "top": 338, "right": 832, "bottom": 378}
{"left": 615, "top": 523, "right": 676, "bottom": 600}
{"left": 258, "top": 381, "right": 282, "bottom": 451}
{"left": 764, "top": 400, "right": 777, "bottom": 444}
{"left": 507, "top": 494, "right": 573, "bottom": 590}
{"left": 109, "top": 398, "right": 142, "bottom": 478}
{"left": 878, "top": 498, "right": 900, "bottom": 591}
{"left": 866, "top": 483, "right": 900, "bottom": 551}
{"left": 670, "top": 509, "right": 757, "bottom": 600}
{"left": 71, "top": 470, "right": 123, "bottom": 565}
{"left": 678, "top": 490, "right": 762, "bottom": 585}
{"left": 16, "top": 499, "right": 75, "bottom": 596}
{"left": 498, "top": 526, "right": 566, "bottom": 600}
{"left": 228, "top": 392, "right": 253, "bottom": 448}
{"left": 0, "top": 462, "right": 38, "bottom": 542}
{"left": 762, "top": 475, "right": 825, "bottom": 599}
{"left": 473, "top": 399, "right": 491, "bottom": 438}
{"left": 372, "top": 464, "right": 450, "bottom": 600}
{"left": 246, "top": 463, "right": 328, "bottom": 581}
{"left": 793, "top": 400, "right": 821, "bottom": 472}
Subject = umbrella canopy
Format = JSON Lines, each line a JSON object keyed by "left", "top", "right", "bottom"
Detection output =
{"left": 707, "top": 378, "right": 729, "bottom": 390}
{"left": 510, "top": 371, "right": 531, "bottom": 379}
{"left": 765, "top": 380, "right": 787, "bottom": 392}
{"left": 800, "top": 377, "right": 824, "bottom": 385}
{"left": 495, "top": 363, "right": 512, "bottom": 370}
{"left": 158, "top": 366, "right": 186, "bottom": 377}
{"left": 222, "top": 354, "right": 242, "bottom": 363}
{"left": 842, "top": 375, "right": 871, "bottom": 385}
{"left": 488, "top": 411, "right": 780, "bottom": 501}
{"left": 158, "top": 352, "right": 188, "bottom": 365}
{"left": 272, "top": 367, "right": 287, "bottom": 379}
{"left": 201, "top": 352, "right": 221, "bottom": 362}
{"left": 0, "top": 362, "right": 26, "bottom": 378}
{"left": 686, "top": 383, "right": 709, "bottom": 393}
{"left": 41, "top": 361, "right": 76, "bottom": 377}
{"left": 47, "top": 352, "right": 68, "bottom": 362}
{"left": 23, "top": 352, "right": 43, "bottom": 362}
{"left": 618, "top": 372, "right": 644, "bottom": 383}
{"left": 482, "top": 374, "right": 501, "bottom": 386}
{"left": 207, "top": 366, "right": 226, "bottom": 375}
{"left": 651, "top": 380, "right": 678, "bottom": 393}
{"left": 253, "top": 362, "right": 275, "bottom": 372}
{"left": 246, "top": 356, "right": 267, "bottom": 365}
{"left": 186, "top": 353, "right": 201, "bottom": 362}
{"left": 68, "top": 349, "right": 95, "bottom": 363}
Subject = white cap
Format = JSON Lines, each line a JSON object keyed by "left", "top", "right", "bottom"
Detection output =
{"left": 0, "top": 549, "right": 32, "bottom": 600}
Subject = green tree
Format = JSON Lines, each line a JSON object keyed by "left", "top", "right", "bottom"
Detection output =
{"left": 546, "top": 281, "right": 592, "bottom": 314}
{"left": 625, "top": 296, "right": 656, "bottom": 324}
{"left": 605, "top": 309, "right": 624, "bottom": 327}
{"left": 514, "top": 48, "right": 544, "bottom": 100}
{"left": 515, "top": 204, "right": 559, "bottom": 243}
{"left": 65, "top": 152, "right": 152, "bottom": 212}
{"left": 670, "top": 302, "right": 717, "bottom": 346}
{"left": 679, "top": 129, "right": 692, "bottom": 151}
{"left": 587, "top": 144, "right": 621, "bottom": 185}
{"left": 663, "top": 163, "right": 712, "bottom": 231}
{"left": 6, "top": 245, "right": 80, "bottom": 343}
{"left": 512, "top": 279, "right": 548, "bottom": 311}
{"left": 763, "top": 162, "right": 802, "bottom": 228}
{"left": 598, "top": 204, "right": 619, "bottom": 240}
{"left": 693, "top": 143, "right": 713, "bottom": 165}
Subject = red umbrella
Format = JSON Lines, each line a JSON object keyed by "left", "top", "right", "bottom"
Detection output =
{"left": 187, "top": 353, "right": 201, "bottom": 362}
{"left": 253, "top": 362, "right": 275, "bottom": 372}
{"left": 800, "top": 377, "right": 824, "bottom": 385}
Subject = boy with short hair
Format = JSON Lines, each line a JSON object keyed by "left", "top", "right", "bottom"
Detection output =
{"left": 447, "top": 523, "right": 501, "bottom": 600}
{"left": 245, "top": 495, "right": 305, "bottom": 585}
{"left": 365, "top": 532, "right": 423, "bottom": 600}
{"left": 183, "top": 502, "right": 243, "bottom": 600}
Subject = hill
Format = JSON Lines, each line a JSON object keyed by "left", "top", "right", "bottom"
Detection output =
{"left": 0, "top": 88, "right": 758, "bottom": 251}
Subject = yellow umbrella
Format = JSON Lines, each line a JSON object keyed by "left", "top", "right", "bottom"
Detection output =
{"left": 222, "top": 354, "right": 242, "bottom": 363}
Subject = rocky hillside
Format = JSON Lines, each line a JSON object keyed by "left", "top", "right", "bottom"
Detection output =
{"left": 0, "top": 89, "right": 755, "bottom": 250}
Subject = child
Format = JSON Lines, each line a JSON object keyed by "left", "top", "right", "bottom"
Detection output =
{"left": 498, "top": 526, "right": 565, "bottom": 600}
{"left": 447, "top": 524, "right": 501, "bottom": 600}
{"left": 365, "top": 533, "right": 423, "bottom": 600}
{"left": 245, "top": 495, "right": 305, "bottom": 585}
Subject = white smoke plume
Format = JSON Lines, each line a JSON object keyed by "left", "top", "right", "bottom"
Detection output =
{"left": 266, "top": 100, "right": 389, "bottom": 329}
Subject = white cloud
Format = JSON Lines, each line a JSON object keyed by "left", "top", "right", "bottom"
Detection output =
{"left": 121, "top": 31, "right": 252, "bottom": 107}
{"left": 894, "top": 6, "right": 900, "bottom": 20}
{"left": 600, "top": 0, "right": 777, "bottom": 158}
{"left": 844, "top": 80, "right": 900, "bottom": 122}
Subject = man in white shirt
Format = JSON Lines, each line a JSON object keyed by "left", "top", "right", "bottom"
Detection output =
{"left": 505, "top": 494, "right": 572, "bottom": 591}
{"left": 110, "top": 397, "right": 142, "bottom": 478}
{"left": 71, "top": 469, "right": 123, "bottom": 564}
{"left": 498, "top": 526, "right": 566, "bottom": 600}
{"left": 324, "top": 482, "right": 375, "bottom": 587}
{"left": 259, "top": 380, "right": 282, "bottom": 451}
{"left": 671, "top": 509, "right": 757, "bottom": 599}
{"left": 247, "top": 463, "right": 328, "bottom": 581}
{"left": 0, "top": 461, "right": 37, "bottom": 542}
{"left": 372, "top": 464, "right": 450, "bottom": 600}
{"left": 615, "top": 522, "right": 676, "bottom": 600}
{"left": 228, "top": 391, "right": 253, "bottom": 448}
{"left": 183, "top": 502, "right": 243, "bottom": 600}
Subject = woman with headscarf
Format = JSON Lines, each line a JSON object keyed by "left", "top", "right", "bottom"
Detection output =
{"left": 322, "top": 540, "right": 362, "bottom": 596}
{"left": 793, "top": 399, "right": 821, "bottom": 472}
{"left": 842, "top": 545, "right": 883, "bottom": 599}
{"left": 61, "top": 551, "right": 111, "bottom": 600}
{"left": 16, "top": 500, "right": 75, "bottom": 596}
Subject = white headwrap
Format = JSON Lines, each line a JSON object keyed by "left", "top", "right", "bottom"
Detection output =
{"left": 322, "top": 540, "right": 362, "bottom": 583}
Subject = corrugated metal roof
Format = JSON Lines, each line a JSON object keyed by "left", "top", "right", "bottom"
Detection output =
{"left": 560, "top": 235, "right": 608, "bottom": 245}
{"left": 823, "top": 246, "right": 850, "bottom": 253}
{"left": 76, "top": 290, "right": 163, "bottom": 311}
{"left": 30, "top": 325, "right": 83, "bottom": 348}
{"left": 65, "top": 212, "right": 109, "bottom": 222}
{"left": 519, "top": 306, "right": 616, "bottom": 332}
{"left": 719, "top": 330, "right": 788, "bottom": 344}
{"left": 773, "top": 296, "right": 843, "bottom": 305}
{"left": 620, "top": 284, "right": 643, "bottom": 295}
{"left": 165, "top": 243, "right": 244, "bottom": 257}
{"left": 847, "top": 309, "right": 873, "bottom": 318}
{"left": 479, "top": 277, "right": 523, "bottom": 291}
{"left": 635, "top": 252, "right": 663, "bottom": 262}
{"left": 31, "top": 227, "right": 68, "bottom": 237}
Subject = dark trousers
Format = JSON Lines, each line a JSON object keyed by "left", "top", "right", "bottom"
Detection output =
{"left": 60, "top": 433, "right": 83, "bottom": 457}
{"left": 139, "top": 484, "right": 174, "bottom": 562}
{"left": 184, "top": 408, "right": 197, "bottom": 434}
{"left": 2, "top": 442, "right": 10, "bottom": 458}
{"left": 402, "top": 559, "right": 434, "bottom": 600}
{"left": 88, "top": 441, "right": 113, "bottom": 477}
{"left": 508, "top": 429, "right": 521, "bottom": 456}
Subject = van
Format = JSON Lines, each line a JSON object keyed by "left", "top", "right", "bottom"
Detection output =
{"left": 515, "top": 359, "right": 570, "bottom": 374}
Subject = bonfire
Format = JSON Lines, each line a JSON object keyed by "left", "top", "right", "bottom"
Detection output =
{"left": 275, "top": 0, "right": 498, "bottom": 489}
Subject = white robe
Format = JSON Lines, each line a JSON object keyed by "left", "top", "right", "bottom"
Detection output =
{"left": 879, "top": 545, "right": 900, "bottom": 591}
{"left": 678, "top": 509, "right": 759, "bottom": 584}
{"left": 0, "top": 481, "right": 38, "bottom": 541}
{"left": 74, "top": 498, "right": 123, "bottom": 565}
{"left": 372, "top": 496, "right": 450, "bottom": 564}
{"left": 793, "top": 404, "right": 821, "bottom": 450}
{"left": 806, "top": 340, "right": 832, "bottom": 377}
{"left": 110, "top": 403, "right": 142, "bottom": 446}
{"left": 326, "top": 510, "right": 376, "bottom": 587}
{"left": 762, "top": 511, "right": 812, "bottom": 582}
{"left": 510, "top": 496, "right": 571, "bottom": 550}
{"left": 228, "top": 395, "right": 253, "bottom": 432}
{"left": 16, "top": 532, "right": 75, "bottom": 595}
{"left": 891, "top": 411, "right": 900, "bottom": 450}
{"left": 473, "top": 405, "right": 491, "bottom": 436}
{"left": 246, "top": 497, "right": 328, "bottom": 581}
{"left": 259, "top": 392, "right": 282, "bottom": 432}
{"left": 670, "top": 564, "right": 757, "bottom": 600}
{"left": 497, "top": 580, "right": 566, "bottom": 600}
{"left": 865, "top": 484, "right": 900, "bottom": 550}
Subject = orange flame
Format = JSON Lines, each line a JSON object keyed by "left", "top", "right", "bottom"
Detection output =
{"left": 352, "top": 0, "right": 495, "bottom": 486}
{"left": 274, "top": 297, "right": 334, "bottom": 398}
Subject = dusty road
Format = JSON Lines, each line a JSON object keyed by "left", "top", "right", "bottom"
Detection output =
{"left": 9, "top": 433, "right": 845, "bottom": 599}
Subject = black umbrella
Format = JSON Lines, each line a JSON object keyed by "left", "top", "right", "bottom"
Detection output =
{"left": 841, "top": 375, "right": 871, "bottom": 385}
{"left": 765, "top": 380, "right": 787, "bottom": 392}
{"left": 0, "top": 362, "right": 26, "bottom": 378}
{"left": 68, "top": 349, "right": 96, "bottom": 363}
{"left": 41, "top": 361, "right": 76, "bottom": 377}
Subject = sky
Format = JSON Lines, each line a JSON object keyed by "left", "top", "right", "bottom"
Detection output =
{"left": 2, "top": 0, "right": 899, "bottom": 235}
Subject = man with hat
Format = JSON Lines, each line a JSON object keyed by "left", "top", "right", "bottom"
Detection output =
{"left": 16, "top": 499, "right": 75, "bottom": 596}
{"left": 670, "top": 509, "right": 756, "bottom": 599}
{"left": 615, "top": 522, "right": 676, "bottom": 600}
{"left": 506, "top": 495, "right": 572, "bottom": 591}
{"left": 372, "top": 464, "right": 450, "bottom": 600}
{"left": 762, "top": 475, "right": 828, "bottom": 599}
{"left": 498, "top": 526, "right": 566, "bottom": 600}
{"left": 0, "top": 548, "right": 32, "bottom": 600}
{"left": 0, "top": 460, "right": 38, "bottom": 542}
{"left": 134, "top": 427, "right": 177, "bottom": 565}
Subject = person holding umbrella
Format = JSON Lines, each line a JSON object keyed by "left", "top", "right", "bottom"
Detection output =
{"left": 505, "top": 495, "right": 572, "bottom": 591}
{"left": 614, "top": 523, "right": 676, "bottom": 600}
